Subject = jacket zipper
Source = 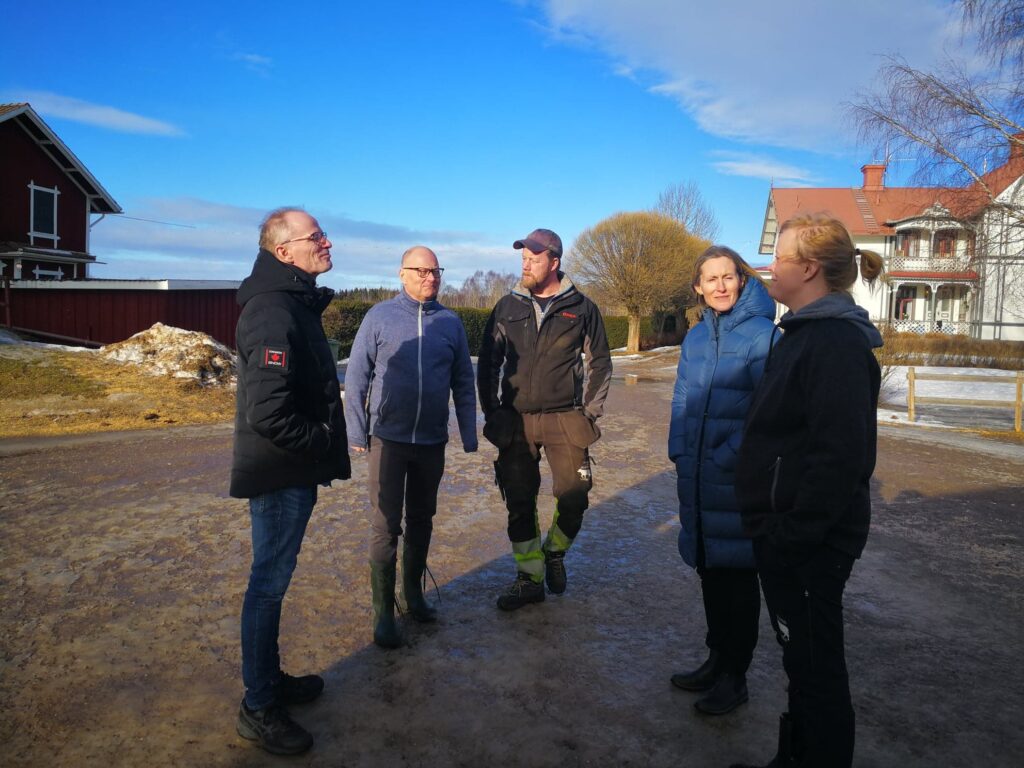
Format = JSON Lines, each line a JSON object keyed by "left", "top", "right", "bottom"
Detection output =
{"left": 412, "top": 303, "right": 423, "bottom": 443}
{"left": 769, "top": 456, "right": 782, "bottom": 514}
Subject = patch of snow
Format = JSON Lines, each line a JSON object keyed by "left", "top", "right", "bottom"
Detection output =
{"left": 100, "top": 323, "right": 236, "bottom": 385}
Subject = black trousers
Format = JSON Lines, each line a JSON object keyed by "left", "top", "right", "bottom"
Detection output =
{"left": 756, "top": 541, "right": 856, "bottom": 768}
{"left": 367, "top": 437, "right": 446, "bottom": 564}
{"left": 698, "top": 566, "right": 761, "bottom": 675}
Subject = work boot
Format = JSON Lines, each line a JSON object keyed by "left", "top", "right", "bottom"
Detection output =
{"left": 401, "top": 542, "right": 438, "bottom": 623}
{"left": 370, "top": 560, "right": 404, "bottom": 649}
{"left": 496, "top": 572, "right": 545, "bottom": 611}
{"left": 728, "top": 713, "right": 795, "bottom": 767}
{"left": 695, "top": 671, "right": 748, "bottom": 715}
{"left": 236, "top": 700, "right": 313, "bottom": 755}
{"left": 670, "top": 650, "right": 721, "bottom": 692}
{"left": 275, "top": 672, "right": 324, "bottom": 706}
{"left": 544, "top": 549, "right": 567, "bottom": 594}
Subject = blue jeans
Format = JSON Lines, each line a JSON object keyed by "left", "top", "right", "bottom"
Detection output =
{"left": 241, "top": 486, "right": 316, "bottom": 710}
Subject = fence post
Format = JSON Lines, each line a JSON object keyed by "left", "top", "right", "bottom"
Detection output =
{"left": 1016, "top": 371, "right": 1022, "bottom": 433}
{"left": 907, "top": 367, "right": 916, "bottom": 422}
{"left": 0, "top": 276, "right": 10, "bottom": 328}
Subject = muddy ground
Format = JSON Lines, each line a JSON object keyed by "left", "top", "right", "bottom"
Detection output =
{"left": 1, "top": 372, "right": 1022, "bottom": 767}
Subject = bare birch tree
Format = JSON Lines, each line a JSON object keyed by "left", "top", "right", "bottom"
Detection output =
{"left": 654, "top": 181, "right": 721, "bottom": 242}
{"left": 850, "top": 0, "right": 1022, "bottom": 208}
{"left": 850, "top": 1, "right": 1024, "bottom": 317}
{"left": 571, "top": 212, "right": 706, "bottom": 353}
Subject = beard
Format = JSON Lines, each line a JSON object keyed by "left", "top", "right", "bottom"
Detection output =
{"left": 521, "top": 273, "right": 539, "bottom": 292}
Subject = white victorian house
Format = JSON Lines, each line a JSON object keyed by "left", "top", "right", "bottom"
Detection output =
{"left": 757, "top": 136, "right": 1024, "bottom": 341}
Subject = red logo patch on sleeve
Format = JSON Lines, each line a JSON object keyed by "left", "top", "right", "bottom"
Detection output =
{"left": 261, "top": 347, "right": 288, "bottom": 369}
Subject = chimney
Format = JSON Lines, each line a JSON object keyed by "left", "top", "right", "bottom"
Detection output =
{"left": 861, "top": 163, "right": 886, "bottom": 191}
{"left": 1010, "top": 132, "right": 1024, "bottom": 160}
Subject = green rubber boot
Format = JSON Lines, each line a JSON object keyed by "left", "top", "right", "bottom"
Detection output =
{"left": 401, "top": 542, "right": 437, "bottom": 623}
{"left": 370, "top": 560, "right": 403, "bottom": 649}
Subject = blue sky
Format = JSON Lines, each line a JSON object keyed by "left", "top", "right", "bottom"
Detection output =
{"left": 2, "top": 0, "right": 971, "bottom": 291}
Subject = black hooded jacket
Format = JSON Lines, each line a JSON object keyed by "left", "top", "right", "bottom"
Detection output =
{"left": 735, "top": 293, "right": 882, "bottom": 566}
{"left": 229, "top": 249, "right": 350, "bottom": 498}
{"left": 477, "top": 275, "right": 611, "bottom": 419}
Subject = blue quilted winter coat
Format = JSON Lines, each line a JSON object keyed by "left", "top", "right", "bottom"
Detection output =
{"left": 668, "top": 278, "right": 776, "bottom": 569}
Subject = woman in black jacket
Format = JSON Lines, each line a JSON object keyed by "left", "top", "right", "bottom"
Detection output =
{"left": 730, "top": 214, "right": 883, "bottom": 768}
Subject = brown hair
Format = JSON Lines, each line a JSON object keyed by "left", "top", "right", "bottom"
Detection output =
{"left": 778, "top": 213, "right": 884, "bottom": 294}
{"left": 258, "top": 207, "right": 305, "bottom": 252}
{"left": 690, "top": 245, "right": 754, "bottom": 309}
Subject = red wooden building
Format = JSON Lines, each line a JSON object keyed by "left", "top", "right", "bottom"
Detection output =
{"left": 1, "top": 103, "right": 241, "bottom": 347}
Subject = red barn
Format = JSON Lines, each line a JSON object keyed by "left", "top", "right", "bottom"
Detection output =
{"left": 0, "top": 102, "right": 121, "bottom": 281}
{"left": 0, "top": 103, "right": 242, "bottom": 347}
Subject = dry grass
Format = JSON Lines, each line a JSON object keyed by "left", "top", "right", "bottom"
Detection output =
{"left": 0, "top": 346, "right": 235, "bottom": 439}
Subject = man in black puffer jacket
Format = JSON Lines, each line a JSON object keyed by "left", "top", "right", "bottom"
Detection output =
{"left": 231, "top": 208, "right": 350, "bottom": 757}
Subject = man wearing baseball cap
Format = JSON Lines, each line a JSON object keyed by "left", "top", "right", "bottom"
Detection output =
{"left": 477, "top": 228, "right": 612, "bottom": 610}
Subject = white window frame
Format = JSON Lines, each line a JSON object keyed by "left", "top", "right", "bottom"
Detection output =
{"left": 27, "top": 181, "right": 61, "bottom": 245}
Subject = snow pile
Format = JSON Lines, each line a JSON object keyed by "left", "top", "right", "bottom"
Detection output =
{"left": 101, "top": 323, "right": 236, "bottom": 385}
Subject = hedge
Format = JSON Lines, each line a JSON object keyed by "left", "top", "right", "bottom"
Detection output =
{"left": 322, "top": 299, "right": 492, "bottom": 357}
{"left": 325, "top": 300, "right": 682, "bottom": 356}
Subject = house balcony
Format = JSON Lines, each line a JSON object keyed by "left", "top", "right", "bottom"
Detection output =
{"left": 887, "top": 253, "right": 977, "bottom": 277}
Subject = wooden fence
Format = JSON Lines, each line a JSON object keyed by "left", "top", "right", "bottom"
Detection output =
{"left": 906, "top": 367, "right": 1024, "bottom": 432}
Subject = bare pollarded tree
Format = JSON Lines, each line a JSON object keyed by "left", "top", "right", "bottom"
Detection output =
{"left": 572, "top": 211, "right": 707, "bottom": 353}
{"left": 653, "top": 181, "right": 721, "bottom": 242}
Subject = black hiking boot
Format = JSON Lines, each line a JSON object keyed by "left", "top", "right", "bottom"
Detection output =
{"left": 729, "top": 713, "right": 796, "bottom": 766}
{"left": 236, "top": 701, "right": 313, "bottom": 755}
{"left": 695, "top": 671, "right": 748, "bottom": 715}
{"left": 670, "top": 650, "right": 722, "bottom": 692}
{"left": 496, "top": 572, "right": 545, "bottom": 611}
{"left": 275, "top": 672, "right": 324, "bottom": 706}
{"left": 544, "top": 549, "right": 567, "bottom": 594}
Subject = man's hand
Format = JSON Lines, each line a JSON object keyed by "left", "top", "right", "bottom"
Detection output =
{"left": 351, "top": 445, "right": 366, "bottom": 454}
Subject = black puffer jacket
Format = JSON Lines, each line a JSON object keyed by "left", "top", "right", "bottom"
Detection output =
{"left": 735, "top": 293, "right": 882, "bottom": 567}
{"left": 229, "top": 249, "right": 350, "bottom": 498}
{"left": 477, "top": 275, "right": 611, "bottom": 419}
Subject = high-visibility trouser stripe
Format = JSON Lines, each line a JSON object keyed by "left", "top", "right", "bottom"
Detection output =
{"left": 544, "top": 505, "right": 574, "bottom": 553}
{"left": 512, "top": 537, "right": 544, "bottom": 581}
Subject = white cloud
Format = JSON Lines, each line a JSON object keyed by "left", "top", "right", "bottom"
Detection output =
{"left": 710, "top": 152, "right": 816, "bottom": 185}
{"left": 90, "top": 197, "right": 513, "bottom": 288}
{"left": 538, "top": 0, "right": 962, "bottom": 151}
{"left": 231, "top": 52, "right": 273, "bottom": 75}
{"left": 11, "top": 91, "right": 185, "bottom": 137}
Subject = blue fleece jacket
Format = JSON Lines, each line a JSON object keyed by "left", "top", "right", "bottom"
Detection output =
{"left": 344, "top": 290, "right": 478, "bottom": 451}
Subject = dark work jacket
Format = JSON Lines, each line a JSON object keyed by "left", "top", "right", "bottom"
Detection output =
{"left": 668, "top": 279, "right": 776, "bottom": 569}
{"left": 735, "top": 293, "right": 882, "bottom": 567}
{"left": 477, "top": 275, "right": 612, "bottom": 420}
{"left": 229, "top": 249, "right": 350, "bottom": 498}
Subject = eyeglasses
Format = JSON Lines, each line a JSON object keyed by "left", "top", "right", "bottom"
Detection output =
{"left": 279, "top": 231, "right": 329, "bottom": 247}
{"left": 401, "top": 267, "right": 444, "bottom": 279}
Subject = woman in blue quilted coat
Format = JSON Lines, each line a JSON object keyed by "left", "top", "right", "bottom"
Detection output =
{"left": 667, "top": 245, "right": 775, "bottom": 716}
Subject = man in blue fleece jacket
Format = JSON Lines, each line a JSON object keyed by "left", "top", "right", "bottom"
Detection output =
{"left": 344, "top": 245, "right": 478, "bottom": 648}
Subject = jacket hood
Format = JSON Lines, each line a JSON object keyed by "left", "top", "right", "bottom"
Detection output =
{"left": 237, "top": 249, "right": 334, "bottom": 309}
{"left": 511, "top": 272, "right": 577, "bottom": 302}
{"left": 780, "top": 293, "right": 883, "bottom": 348}
{"left": 703, "top": 276, "right": 776, "bottom": 331}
